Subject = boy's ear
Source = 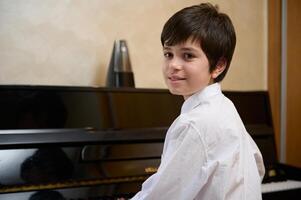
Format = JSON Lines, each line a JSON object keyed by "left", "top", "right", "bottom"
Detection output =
{"left": 211, "top": 58, "right": 227, "bottom": 79}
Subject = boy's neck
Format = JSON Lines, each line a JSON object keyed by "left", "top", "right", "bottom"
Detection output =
{"left": 183, "top": 79, "right": 216, "bottom": 100}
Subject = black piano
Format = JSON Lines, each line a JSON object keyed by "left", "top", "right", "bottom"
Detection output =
{"left": 0, "top": 85, "right": 300, "bottom": 200}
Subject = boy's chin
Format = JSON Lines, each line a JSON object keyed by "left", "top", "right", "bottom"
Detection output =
{"left": 168, "top": 88, "right": 184, "bottom": 96}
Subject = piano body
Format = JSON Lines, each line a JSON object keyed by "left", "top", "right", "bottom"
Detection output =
{"left": 0, "top": 85, "right": 300, "bottom": 199}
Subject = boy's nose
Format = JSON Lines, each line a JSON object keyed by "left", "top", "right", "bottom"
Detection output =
{"left": 168, "top": 58, "right": 183, "bottom": 71}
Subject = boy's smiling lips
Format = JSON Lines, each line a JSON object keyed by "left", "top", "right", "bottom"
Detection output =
{"left": 168, "top": 75, "right": 186, "bottom": 81}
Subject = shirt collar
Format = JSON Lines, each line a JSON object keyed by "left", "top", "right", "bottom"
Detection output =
{"left": 181, "top": 83, "right": 222, "bottom": 114}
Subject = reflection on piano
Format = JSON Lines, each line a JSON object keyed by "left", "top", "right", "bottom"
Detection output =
{"left": 0, "top": 85, "right": 300, "bottom": 199}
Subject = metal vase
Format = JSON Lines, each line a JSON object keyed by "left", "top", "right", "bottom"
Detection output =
{"left": 106, "top": 40, "right": 135, "bottom": 88}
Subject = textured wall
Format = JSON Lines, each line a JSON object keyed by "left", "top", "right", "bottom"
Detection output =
{"left": 0, "top": 0, "right": 267, "bottom": 90}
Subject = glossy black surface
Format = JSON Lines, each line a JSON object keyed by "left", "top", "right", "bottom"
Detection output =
{"left": 0, "top": 85, "right": 183, "bottom": 130}
{"left": 0, "top": 128, "right": 165, "bottom": 200}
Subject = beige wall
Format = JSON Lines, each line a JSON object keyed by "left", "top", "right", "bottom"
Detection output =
{"left": 0, "top": 0, "right": 267, "bottom": 91}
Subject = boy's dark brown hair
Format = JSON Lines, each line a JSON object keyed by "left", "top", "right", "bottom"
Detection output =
{"left": 161, "top": 3, "right": 236, "bottom": 82}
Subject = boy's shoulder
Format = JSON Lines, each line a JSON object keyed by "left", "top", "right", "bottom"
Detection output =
{"left": 176, "top": 94, "right": 244, "bottom": 136}
{"left": 180, "top": 93, "right": 235, "bottom": 123}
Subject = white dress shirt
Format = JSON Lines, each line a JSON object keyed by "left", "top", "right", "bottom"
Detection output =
{"left": 131, "top": 83, "right": 265, "bottom": 200}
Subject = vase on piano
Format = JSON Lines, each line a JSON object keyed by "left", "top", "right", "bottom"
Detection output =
{"left": 106, "top": 40, "right": 135, "bottom": 88}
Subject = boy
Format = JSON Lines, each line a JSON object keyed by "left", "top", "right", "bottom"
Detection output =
{"left": 131, "top": 3, "right": 265, "bottom": 200}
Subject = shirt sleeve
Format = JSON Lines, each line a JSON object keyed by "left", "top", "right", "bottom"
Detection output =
{"left": 131, "top": 122, "right": 209, "bottom": 200}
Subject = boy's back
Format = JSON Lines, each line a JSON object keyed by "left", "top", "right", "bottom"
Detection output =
{"left": 177, "top": 83, "right": 265, "bottom": 199}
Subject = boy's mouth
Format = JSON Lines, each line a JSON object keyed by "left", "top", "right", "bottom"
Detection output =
{"left": 168, "top": 76, "right": 186, "bottom": 81}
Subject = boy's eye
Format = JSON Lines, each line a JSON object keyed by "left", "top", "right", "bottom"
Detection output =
{"left": 164, "top": 52, "right": 173, "bottom": 58}
{"left": 183, "top": 53, "right": 195, "bottom": 60}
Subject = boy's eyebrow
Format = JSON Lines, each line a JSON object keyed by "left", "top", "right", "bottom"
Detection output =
{"left": 163, "top": 46, "right": 199, "bottom": 52}
{"left": 180, "top": 47, "right": 198, "bottom": 52}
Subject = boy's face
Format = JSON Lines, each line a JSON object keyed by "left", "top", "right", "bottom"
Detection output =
{"left": 162, "top": 39, "right": 214, "bottom": 100}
